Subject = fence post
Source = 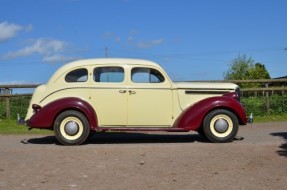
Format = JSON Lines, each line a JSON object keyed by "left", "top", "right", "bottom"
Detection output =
{"left": 265, "top": 83, "right": 270, "bottom": 114}
{"left": 5, "top": 88, "right": 11, "bottom": 118}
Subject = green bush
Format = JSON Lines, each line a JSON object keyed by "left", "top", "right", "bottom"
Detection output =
{"left": 241, "top": 96, "right": 265, "bottom": 116}
{"left": 241, "top": 95, "right": 287, "bottom": 116}
{"left": 0, "top": 96, "right": 31, "bottom": 119}
{"left": 269, "top": 94, "right": 287, "bottom": 114}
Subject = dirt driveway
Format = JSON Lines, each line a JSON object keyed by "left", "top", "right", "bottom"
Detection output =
{"left": 0, "top": 122, "right": 286, "bottom": 190}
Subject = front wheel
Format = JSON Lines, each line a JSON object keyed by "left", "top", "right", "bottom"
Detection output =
{"left": 203, "top": 109, "right": 239, "bottom": 143}
{"left": 54, "top": 110, "right": 90, "bottom": 145}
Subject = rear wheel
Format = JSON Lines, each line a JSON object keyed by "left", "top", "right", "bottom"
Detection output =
{"left": 203, "top": 109, "right": 239, "bottom": 143}
{"left": 54, "top": 110, "right": 90, "bottom": 145}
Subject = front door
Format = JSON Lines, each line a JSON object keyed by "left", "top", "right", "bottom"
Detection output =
{"left": 127, "top": 67, "right": 173, "bottom": 127}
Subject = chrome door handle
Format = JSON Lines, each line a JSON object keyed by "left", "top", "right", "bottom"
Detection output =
{"left": 129, "top": 90, "right": 136, "bottom": 95}
{"left": 119, "top": 90, "right": 126, "bottom": 93}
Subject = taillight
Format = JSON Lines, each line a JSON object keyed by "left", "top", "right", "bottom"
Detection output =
{"left": 32, "top": 104, "right": 42, "bottom": 112}
{"left": 235, "top": 87, "right": 241, "bottom": 102}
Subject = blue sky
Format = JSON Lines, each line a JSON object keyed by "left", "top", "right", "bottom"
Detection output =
{"left": 0, "top": 0, "right": 287, "bottom": 84}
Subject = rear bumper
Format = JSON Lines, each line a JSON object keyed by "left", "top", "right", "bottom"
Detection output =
{"left": 17, "top": 114, "right": 26, "bottom": 125}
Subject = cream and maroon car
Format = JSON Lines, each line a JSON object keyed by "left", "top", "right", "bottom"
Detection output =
{"left": 25, "top": 58, "right": 247, "bottom": 145}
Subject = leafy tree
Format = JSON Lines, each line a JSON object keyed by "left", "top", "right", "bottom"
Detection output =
{"left": 249, "top": 63, "right": 270, "bottom": 80}
{"left": 224, "top": 54, "right": 270, "bottom": 88}
{"left": 224, "top": 54, "right": 254, "bottom": 80}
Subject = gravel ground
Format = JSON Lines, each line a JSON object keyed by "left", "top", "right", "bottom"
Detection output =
{"left": 0, "top": 122, "right": 286, "bottom": 190}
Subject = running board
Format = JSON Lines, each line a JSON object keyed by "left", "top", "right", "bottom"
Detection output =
{"left": 96, "top": 127, "right": 189, "bottom": 132}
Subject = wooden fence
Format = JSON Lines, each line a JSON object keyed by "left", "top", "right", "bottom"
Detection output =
{"left": 193, "top": 79, "right": 287, "bottom": 114}
{"left": 0, "top": 79, "right": 287, "bottom": 118}
{"left": 0, "top": 84, "right": 40, "bottom": 118}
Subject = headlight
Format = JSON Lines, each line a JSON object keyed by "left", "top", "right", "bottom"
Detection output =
{"left": 235, "top": 87, "right": 241, "bottom": 102}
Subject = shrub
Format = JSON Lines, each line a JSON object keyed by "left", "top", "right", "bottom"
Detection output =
{"left": 241, "top": 95, "right": 287, "bottom": 116}
{"left": 0, "top": 96, "right": 31, "bottom": 119}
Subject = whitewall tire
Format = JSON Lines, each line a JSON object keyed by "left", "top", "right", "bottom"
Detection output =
{"left": 203, "top": 109, "right": 239, "bottom": 143}
{"left": 54, "top": 110, "right": 90, "bottom": 145}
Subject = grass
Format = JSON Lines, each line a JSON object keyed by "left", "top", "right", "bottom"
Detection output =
{"left": 0, "top": 119, "right": 53, "bottom": 135}
{"left": 253, "top": 114, "right": 287, "bottom": 123}
{"left": 1, "top": 114, "right": 287, "bottom": 134}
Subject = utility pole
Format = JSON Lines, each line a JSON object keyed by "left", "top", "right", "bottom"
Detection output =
{"left": 105, "top": 47, "right": 108, "bottom": 58}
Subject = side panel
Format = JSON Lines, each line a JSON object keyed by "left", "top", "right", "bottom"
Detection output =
{"left": 27, "top": 97, "right": 98, "bottom": 130}
{"left": 128, "top": 88, "right": 173, "bottom": 126}
{"left": 90, "top": 87, "right": 127, "bottom": 126}
{"left": 173, "top": 96, "right": 247, "bottom": 131}
{"left": 177, "top": 89, "right": 230, "bottom": 110}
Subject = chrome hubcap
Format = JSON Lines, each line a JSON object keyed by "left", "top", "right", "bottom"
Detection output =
{"left": 214, "top": 118, "right": 228, "bottom": 133}
{"left": 64, "top": 121, "right": 79, "bottom": 136}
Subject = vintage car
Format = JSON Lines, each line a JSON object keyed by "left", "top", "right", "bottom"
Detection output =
{"left": 24, "top": 58, "right": 247, "bottom": 145}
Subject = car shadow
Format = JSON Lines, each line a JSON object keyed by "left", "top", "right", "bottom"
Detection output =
{"left": 271, "top": 132, "right": 287, "bottom": 157}
{"left": 87, "top": 132, "right": 209, "bottom": 144}
{"left": 21, "top": 132, "right": 209, "bottom": 145}
{"left": 21, "top": 136, "right": 59, "bottom": 145}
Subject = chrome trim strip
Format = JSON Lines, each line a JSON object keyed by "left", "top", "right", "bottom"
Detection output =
{"left": 185, "top": 90, "right": 230, "bottom": 95}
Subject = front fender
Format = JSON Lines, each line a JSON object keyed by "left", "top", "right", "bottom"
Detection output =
{"left": 173, "top": 96, "right": 247, "bottom": 131}
{"left": 27, "top": 97, "right": 98, "bottom": 130}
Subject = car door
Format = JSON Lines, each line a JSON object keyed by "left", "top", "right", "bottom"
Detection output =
{"left": 127, "top": 66, "right": 173, "bottom": 127}
{"left": 90, "top": 66, "right": 128, "bottom": 126}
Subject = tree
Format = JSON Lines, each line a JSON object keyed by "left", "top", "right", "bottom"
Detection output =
{"left": 249, "top": 63, "right": 270, "bottom": 80}
{"left": 224, "top": 54, "right": 270, "bottom": 87}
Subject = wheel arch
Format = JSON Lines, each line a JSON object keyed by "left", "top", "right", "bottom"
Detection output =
{"left": 52, "top": 106, "right": 97, "bottom": 131}
{"left": 173, "top": 96, "right": 247, "bottom": 131}
{"left": 27, "top": 97, "right": 98, "bottom": 130}
{"left": 50, "top": 98, "right": 99, "bottom": 131}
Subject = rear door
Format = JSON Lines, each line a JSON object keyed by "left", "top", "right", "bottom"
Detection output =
{"left": 90, "top": 66, "right": 128, "bottom": 126}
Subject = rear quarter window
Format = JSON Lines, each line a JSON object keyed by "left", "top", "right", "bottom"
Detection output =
{"left": 65, "top": 68, "right": 88, "bottom": 82}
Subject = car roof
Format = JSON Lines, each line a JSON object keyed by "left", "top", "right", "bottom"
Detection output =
{"left": 63, "top": 58, "right": 160, "bottom": 68}
{"left": 47, "top": 58, "right": 162, "bottom": 84}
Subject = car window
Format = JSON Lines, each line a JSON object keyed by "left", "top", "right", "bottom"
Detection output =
{"left": 131, "top": 67, "right": 165, "bottom": 83}
{"left": 94, "top": 67, "right": 124, "bottom": 82}
{"left": 65, "top": 68, "right": 88, "bottom": 83}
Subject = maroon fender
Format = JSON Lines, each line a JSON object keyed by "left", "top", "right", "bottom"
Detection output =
{"left": 173, "top": 96, "right": 247, "bottom": 131}
{"left": 27, "top": 97, "right": 98, "bottom": 130}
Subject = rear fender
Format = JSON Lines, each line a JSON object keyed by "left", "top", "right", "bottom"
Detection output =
{"left": 27, "top": 97, "right": 98, "bottom": 130}
{"left": 173, "top": 96, "right": 247, "bottom": 131}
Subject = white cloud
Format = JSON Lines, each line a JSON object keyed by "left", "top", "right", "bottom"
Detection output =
{"left": 3, "top": 38, "right": 66, "bottom": 58}
{"left": 0, "top": 80, "right": 31, "bottom": 85}
{"left": 0, "top": 22, "right": 32, "bottom": 42}
{"left": 2, "top": 38, "right": 78, "bottom": 63}
{"left": 127, "top": 30, "right": 139, "bottom": 42}
{"left": 126, "top": 30, "right": 164, "bottom": 49}
{"left": 136, "top": 39, "right": 164, "bottom": 49}
{"left": 104, "top": 32, "right": 121, "bottom": 42}
{"left": 25, "top": 24, "right": 33, "bottom": 32}
{"left": 103, "top": 30, "right": 164, "bottom": 49}
{"left": 42, "top": 54, "right": 79, "bottom": 63}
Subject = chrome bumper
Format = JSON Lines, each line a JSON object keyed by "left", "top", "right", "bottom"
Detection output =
{"left": 17, "top": 113, "right": 26, "bottom": 125}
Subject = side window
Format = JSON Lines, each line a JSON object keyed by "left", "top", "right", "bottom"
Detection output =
{"left": 131, "top": 67, "right": 165, "bottom": 83}
{"left": 94, "top": 67, "right": 124, "bottom": 83}
{"left": 65, "top": 68, "right": 88, "bottom": 83}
